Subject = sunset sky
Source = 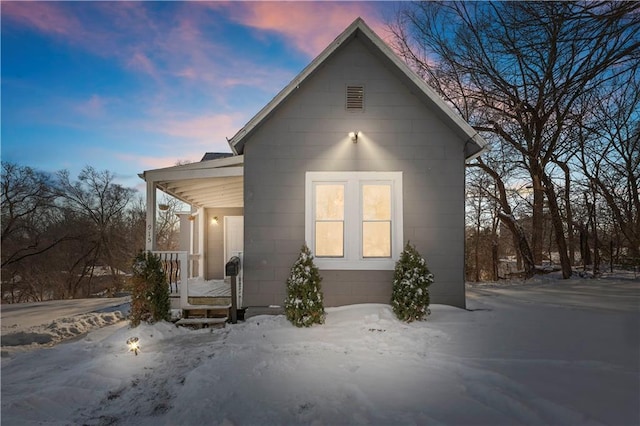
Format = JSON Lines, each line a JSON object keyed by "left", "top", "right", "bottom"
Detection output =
{"left": 1, "top": 1, "right": 398, "bottom": 190}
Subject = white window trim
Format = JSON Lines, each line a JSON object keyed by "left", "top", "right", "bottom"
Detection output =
{"left": 305, "top": 171, "right": 403, "bottom": 270}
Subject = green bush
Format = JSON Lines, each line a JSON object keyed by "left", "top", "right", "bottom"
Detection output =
{"left": 391, "top": 242, "right": 434, "bottom": 322}
{"left": 284, "top": 243, "right": 325, "bottom": 327}
{"left": 130, "top": 251, "right": 170, "bottom": 327}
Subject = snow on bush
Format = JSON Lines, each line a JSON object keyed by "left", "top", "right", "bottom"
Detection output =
{"left": 130, "top": 251, "right": 170, "bottom": 326}
{"left": 284, "top": 243, "right": 325, "bottom": 327}
{"left": 391, "top": 242, "right": 434, "bottom": 322}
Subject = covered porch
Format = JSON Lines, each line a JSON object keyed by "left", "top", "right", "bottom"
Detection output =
{"left": 140, "top": 155, "right": 244, "bottom": 324}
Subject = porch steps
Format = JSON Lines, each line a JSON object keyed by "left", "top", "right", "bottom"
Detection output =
{"left": 177, "top": 303, "right": 231, "bottom": 329}
{"left": 189, "top": 296, "right": 231, "bottom": 305}
{"left": 176, "top": 317, "right": 228, "bottom": 327}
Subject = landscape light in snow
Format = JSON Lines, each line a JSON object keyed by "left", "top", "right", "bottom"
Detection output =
{"left": 126, "top": 337, "right": 140, "bottom": 355}
{"left": 349, "top": 131, "right": 359, "bottom": 143}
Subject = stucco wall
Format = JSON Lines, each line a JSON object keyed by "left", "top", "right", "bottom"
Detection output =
{"left": 243, "top": 36, "right": 467, "bottom": 308}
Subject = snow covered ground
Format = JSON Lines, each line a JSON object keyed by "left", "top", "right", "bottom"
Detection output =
{"left": 1, "top": 274, "right": 638, "bottom": 425}
{"left": 1, "top": 297, "right": 130, "bottom": 355}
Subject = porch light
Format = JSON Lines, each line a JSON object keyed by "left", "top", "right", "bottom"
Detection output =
{"left": 349, "top": 131, "right": 359, "bottom": 143}
{"left": 158, "top": 203, "right": 169, "bottom": 211}
{"left": 211, "top": 216, "right": 219, "bottom": 225}
{"left": 126, "top": 337, "right": 140, "bottom": 355}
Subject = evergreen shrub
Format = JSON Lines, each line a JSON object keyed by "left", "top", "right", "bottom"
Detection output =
{"left": 130, "top": 251, "right": 170, "bottom": 327}
{"left": 391, "top": 242, "right": 434, "bottom": 322}
{"left": 285, "top": 243, "right": 325, "bottom": 327}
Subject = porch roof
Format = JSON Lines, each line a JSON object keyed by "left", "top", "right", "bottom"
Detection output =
{"left": 140, "top": 155, "right": 244, "bottom": 208}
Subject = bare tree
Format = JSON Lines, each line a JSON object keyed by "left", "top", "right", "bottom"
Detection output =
{"left": 466, "top": 166, "right": 503, "bottom": 281}
{"left": 392, "top": 1, "right": 640, "bottom": 279}
{"left": 577, "top": 72, "right": 640, "bottom": 260}
{"left": 1, "top": 163, "right": 64, "bottom": 268}
{"left": 56, "top": 167, "right": 135, "bottom": 293}
{"left": 156, "top": 194, "right": 182, "bottom": 251}
{"left": 1, "top": 163, "right": 71, "bottom": 301}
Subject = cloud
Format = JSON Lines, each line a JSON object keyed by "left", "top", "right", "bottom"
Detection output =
{"left": 3, "top": 2, "right": 363, "bottom": 97}
{"left": 211, "top": 2, "right": 391, "bottom": 57}
{"left": 75, "top": 95, "right": 107, "bottom": 118}
{"left": 127, "top": 51, "right": 159, "bottom": 78}
{"left": 1, "top": 1, "right": 85, "bottom": 36}
{"left": 127, "top": 112, "right": 245, "bottom": 168}
{"left": 155, "top": 113, "right": 243, "bottom": 142}
{"left": 116, "top": 153, "right": 180, "bottom": 171}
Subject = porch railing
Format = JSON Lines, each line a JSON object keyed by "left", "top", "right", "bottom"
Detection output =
{"left": 153, "top": 251, "right": 189, "bottom": 308}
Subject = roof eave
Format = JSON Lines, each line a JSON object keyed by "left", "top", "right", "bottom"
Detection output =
{"left": 141, "top": 155, "right": 244, "bottom": 182}
{"left": 228, "top": 17, "right": 487, "bottom": 155}
{"left": 228, "top": 18, "right": 365, "bottom": 154}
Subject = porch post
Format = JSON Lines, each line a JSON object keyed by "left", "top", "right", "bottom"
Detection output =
{"left": 177, "top": 212, "right": 193, "bottom": 277}
{"left": 145, "top": 180, "right": 157, "bottom": 251}
{"left": 197, "top": 207, "right": 206, "bottom": 278}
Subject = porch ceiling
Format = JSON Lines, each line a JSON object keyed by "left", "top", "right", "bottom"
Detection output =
{"left": 142, "top": 155, "right": 244, "bottom": 209}
{"left": 157, "top": 175, "right": 243, "bottom": 208}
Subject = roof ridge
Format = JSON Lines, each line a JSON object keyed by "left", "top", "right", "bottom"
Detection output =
{"left": 227, "top": 17, "right": 487, "bottom": 159}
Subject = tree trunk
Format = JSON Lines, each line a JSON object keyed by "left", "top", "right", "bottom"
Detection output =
{"left": 513, "top": 234, "right": 523, "bottom": 271}
{"left": 498, "top": 212, "right": 536, "bottom": 278}
{"left": 580, "top": 222, "right": 591, "bottom": 268}
{"left": 469, "top": 160, "right": 536, "bottom": 278}
{"left": 475, "top": 213, "right": 481, "bottom": 282}
{"left": 492, "top": 217, "right": 500, "bottom": 281}
{"left": 531, "top": 171, "right": 545, "bottom": 266}
{"left": 557, "top": 161, "right": 575, "bottom": 266}
{"left": 542, "top": 173, "right": 572, "bottom": 278}
{"left": 592, "top": 189, "right": 600, "bottom": 276}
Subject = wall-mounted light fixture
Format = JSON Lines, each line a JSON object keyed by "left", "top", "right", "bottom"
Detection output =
{"left": 349, "top": 131, "right": 359, "bottom": 143}
{"left": 211, "top": 216, "right": 219, "bottom": 225}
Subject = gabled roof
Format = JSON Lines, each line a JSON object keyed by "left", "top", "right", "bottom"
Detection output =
{"left": 201, "top": 152, "right": 234, "bottom": 162}
{"left": 227, "top": 17, "right": 487, "bottom": 160}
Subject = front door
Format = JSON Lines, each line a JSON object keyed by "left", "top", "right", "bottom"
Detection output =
{"left": 224, "top": 216, "right": 244, "bottom": 306}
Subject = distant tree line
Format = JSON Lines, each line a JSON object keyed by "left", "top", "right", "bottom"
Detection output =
{"left": 392, "top": 1, "right": 639, "bottom": 280}
{"left": 1, "top": 164, "right": 180, "bottom": 303}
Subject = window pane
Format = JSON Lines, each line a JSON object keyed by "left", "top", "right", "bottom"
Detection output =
{"left": 316, "top": 185, "right": 344, "bottom": 220}
{"left": 363, "top": 221, "right": 391, "bottom": 257}
{"left": 316, "top": 222, "right": 344, "bottom": 257}
{"left": 363, "top": 185, "right": 391, "bottom": 220}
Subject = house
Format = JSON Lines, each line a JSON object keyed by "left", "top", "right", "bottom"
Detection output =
{"left": 140, "top": 18, "right": 487, "bottom": 319}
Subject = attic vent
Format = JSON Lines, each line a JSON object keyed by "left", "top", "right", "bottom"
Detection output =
{"left": 346, "top": 85, "right": 364, "bottom": 111}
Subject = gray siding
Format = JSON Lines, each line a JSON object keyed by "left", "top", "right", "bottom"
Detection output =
{"left": 243, "top": 36, "right": 466, "bottom": 308}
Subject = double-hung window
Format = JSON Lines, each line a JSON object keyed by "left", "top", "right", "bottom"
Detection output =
{"left": 305, "top": 172, "right": 403, "bottom": 270}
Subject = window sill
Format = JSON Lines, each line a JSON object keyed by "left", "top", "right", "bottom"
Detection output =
{"left": 314, "top": 258, "right": 396, "bottom": 271}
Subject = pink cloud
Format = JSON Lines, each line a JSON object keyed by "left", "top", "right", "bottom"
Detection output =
{"left": 211, "top": 2, "right": 391, "bottom": 57}
{"left": 127, "top": 52, "right": 158, "bottom": 77}
{"left": 3, "top": 2, "right": 164, "bottom": 79}
{"left": 116, "top": 153, "right": 180, "bottom": 171}
{"left": 1, "top": 1, "right": 84, "bottom": 36}
{"left": 155, "top": 113, "right": 244, "bottom": 143}
{"left": 76, "top": 94, "right": 107, "bottom": 118}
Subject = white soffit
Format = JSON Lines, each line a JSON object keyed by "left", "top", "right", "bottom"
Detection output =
{"left": 141, "top": 155, "right": 244, "bottom": 208}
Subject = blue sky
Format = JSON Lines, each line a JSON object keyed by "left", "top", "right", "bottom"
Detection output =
{"left": 1, "top": 1, "right": 398, "bottom": 190}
